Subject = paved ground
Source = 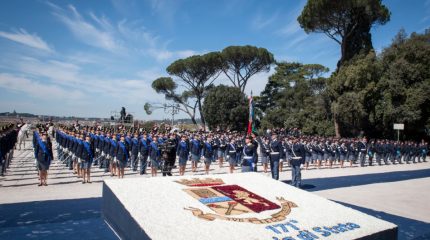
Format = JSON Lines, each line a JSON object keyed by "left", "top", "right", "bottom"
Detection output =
{"left": 1, "top": 137, "right": 429, "bottom": 239}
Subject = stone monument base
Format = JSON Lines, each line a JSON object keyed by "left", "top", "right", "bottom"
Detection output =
{"left": 102, "top": 173, "right": 397, "bottom": 240}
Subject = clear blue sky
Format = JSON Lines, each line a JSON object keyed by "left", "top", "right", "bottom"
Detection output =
{"left": 0, "top": 0, "right": 429, "bottom": 120}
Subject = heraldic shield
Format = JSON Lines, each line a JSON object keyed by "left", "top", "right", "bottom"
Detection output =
{"left": 175, "top": 178, "right": 298, "bottom": 224}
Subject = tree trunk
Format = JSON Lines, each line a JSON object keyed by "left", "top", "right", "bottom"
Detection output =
{"left": 197, "top": 98, "right": 206, "bottom": 131}
{"left": 190, "top": 116, "right": 197, "bottom": 126}
{"left": 334, "top": 114, "right": 341, "bottom": 138}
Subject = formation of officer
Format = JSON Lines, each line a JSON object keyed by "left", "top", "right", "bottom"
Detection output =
{"left": 0, "top": 123, "right": 18, "bottom": 176}
{"left": 4, "top": 120, "right": 426, "bottom": 188}
{"left": 60, "top": 125, "right": 428, "bottom": 181}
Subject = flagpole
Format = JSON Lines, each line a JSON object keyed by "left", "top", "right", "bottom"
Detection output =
{"left": 247, "top": 91, "right": 253, "bottom": 135}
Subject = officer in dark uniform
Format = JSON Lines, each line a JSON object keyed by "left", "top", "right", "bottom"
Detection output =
{"left": 189, "top": 135, "right": 203, "bottom": 172}
{"left": 420, "top": 141, "right": 428, "bottom": 162}
{"left": 91, "top": 130, "right": 99, "bottom": 166}
{"left": 109, "top": 134, "right": 118, "bottom": 176}
{"left": 149, "top": 135, "right": 161, "bottom": 177}
{"left": 81, "top": 134, "right": 94, "bottom": 183}
{"left": 202, "top": 135, "right": 215, "bottom": 175}
{"left": 226, "top": 137, "right": 237, "bottom": 173}
{"left": 357, "top": 138, "right": 368, "bottom": 167}
{"left": 242, "top": 135, "right": 256, "bottom": 173}
{"left": 251, "top": 132, "right": 259, "bottom": 172}
{"left": 116, "top": 134, "right": 129, "bottom": 178}
{"left": 76, "top": 134, "right": 85, "bottom": 178}
{"left": 269, "top": 133, "right": 284, "bottom": 180}
{"left": 130, "top": 132, "right": 139, "bottom": 172}
{"left": 97, "top": 131, "right": 105, "bottom": 169}
{"left": 162, "top": 133, "right": 177, "bottom": 176}
{"left": 367, "top": 140, "right": 375, "bottom": 166}
{"left": 138, "top": 133, "right": 149, "bottom": 175}
{"left": 290, "top": 137, "right": 304, "bottom": 188}
{"left": 36, "top": 132, "right": 53, "bottom": 186}
{"left": 177, "top": 134, "right": 189, "bottom": 176}
{"left": 102, "top": 132, "right": 111, "bottom": 173}
{"left": 260, "top": 137, "right": 270, "bottom": 173}
{"left": 125, "top": 132, "right": 132, "bottom": 167}
{"left": 0, "top": 124, "right": 18, "bottom": 176}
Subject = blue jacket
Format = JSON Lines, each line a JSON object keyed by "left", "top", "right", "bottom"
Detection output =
{"left": 177, "top": 140, "right": 189, "bottom": 159}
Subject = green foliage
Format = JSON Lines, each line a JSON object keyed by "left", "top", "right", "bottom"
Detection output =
{"left": 375, "top": 29, "right": 430, "bottom": 139}
{"left": 257, "top": 62, "right": 333, "bottom": 136}
{"left": 166, "top": 52, "right": 224, "bottom": 129}
{"left": 325, "top": 29, "right": 430, "bottom": 139}
{"left": 143, "top": 102, "right": 153, "bottom": 115}
{"left": 202, "top": 85, "right": 248, "bottom": 131}
{"left": 328, "top": 51, "right": 381, "bottom": 137}
{"left": 147, "top": 77, "right": 198, "bottom": 125}
{"left": 221, "top": 45, "right": 275, "bottom": 92}
{"left": 298, "top": 0, "right": 390, "bottom": 67}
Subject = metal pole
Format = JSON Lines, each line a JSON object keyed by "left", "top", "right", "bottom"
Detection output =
{"left": 171, "top": 107, "right": 174, "bottom": 126}
{"left": 397, "top": 130, "right": 400, "bottom": 141}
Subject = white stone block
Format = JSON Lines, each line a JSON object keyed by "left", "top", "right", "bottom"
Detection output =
{"left": 102, "top": 173, "right": 397, "bottom": 240}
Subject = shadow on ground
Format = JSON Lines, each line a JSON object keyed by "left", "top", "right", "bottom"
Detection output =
{"left": 335, "top": 201, "right": 430, "bottom": 240}
{"left": 0, "top": 198, "right": 117, "bottom": 240}
{"left": 281, "top": 168, "right": 430, "bottom": 192}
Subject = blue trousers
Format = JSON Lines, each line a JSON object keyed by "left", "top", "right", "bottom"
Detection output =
{"left": 67, "top": 155, "right": 73, "bottom": 170}
{"left": 270, "top": 155, "right": 280, "bottom": 180}
{"left": 131, "top": 153, "right": 138, "bottom": 171}
{"left": 139, "top": 155, "right": 148, "bottom": 174}
{"left": 241, "top": 159, "right": 253, "bottom": 172}
{"left": 103, "top": 156, "right": 110, "bottom": 172}
{"left": 291, "top": 159, "right": 302, "bottom": 187}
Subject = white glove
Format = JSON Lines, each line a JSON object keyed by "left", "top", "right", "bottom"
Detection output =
{"left": 101, "top": 152, "right": 105, "bottom": 157}
{"left": 138, "top": 152, "right": 141, "bottom": 158}
{"left": 78, "top": 158, "right": 82, "bottom": 163}
{"left": 114, "top": 157, "right": 118, "bottom": 163}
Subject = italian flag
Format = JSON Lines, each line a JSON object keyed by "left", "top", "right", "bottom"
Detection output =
{"left": 247, "top": 93, "right": 255, "bottom": 135}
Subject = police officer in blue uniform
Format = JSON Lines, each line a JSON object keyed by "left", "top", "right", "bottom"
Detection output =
{"left": 242, "top": 135, "right": 256, "bottom": 172}
{"left": 202, "top": 135, "right": 215, "bottom": 175}
{"left": 81, "top": 134, "right": 94, "bottom": 183}
{"left": 177, "top": 134, "right": 189, "bottom": 176}
{"left": 149, "top": 135, "right": 161, "bottom": 177}
{"left": 130, "top": 132, "right": 139, "bottom": 172}
{"left": 290, "top": 138, "right": 304, "bottom": 188}
{"left": 116, "top": 134, "right": 129, "bottom": 179}
{"left": 138, "top": 132, "right": 149, "bottom": 175}
{"left": 190, "top": 134, "right": 203, "bottom": 172}
{"left": 269, "top": 133, "right": 284, "bottom": 180}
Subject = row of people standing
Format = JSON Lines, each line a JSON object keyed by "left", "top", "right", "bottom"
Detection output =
{"left": 0, "top": 124, "right": 18, "bottom": 176}
{"left": 50, "top": 125, "right": 429, "bottom": 189}
{"left": 56, "top": 129, "right": 136, "bottom": 181}
{"left": 259, "top": 137, "right": 429, "bottom": 170}
{"left": 55, "top": 130, "right": 98, "bottom": 182}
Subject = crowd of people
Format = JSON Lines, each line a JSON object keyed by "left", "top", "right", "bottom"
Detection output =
{"left": 0, "top": 123, "right": 18, "bottom": 176}
{"left": 38, "top": 123, "right": 429, "bottom": 188}
{"left": 1, "top": 120, "right": 428, "bottom": 188}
